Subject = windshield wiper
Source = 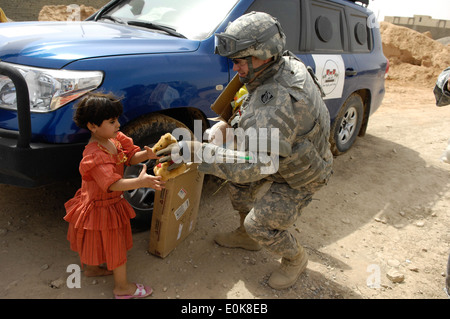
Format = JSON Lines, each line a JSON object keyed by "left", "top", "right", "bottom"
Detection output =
{"left": 127, "top": 20, "right": 186, "bottom": 39}
{"left": 101, "top": 15, "right": 127, "bottom": 24}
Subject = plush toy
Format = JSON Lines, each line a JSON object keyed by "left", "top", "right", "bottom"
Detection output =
{"left": 153, "top": 161, "right": 187, "bottom": 181}
{"left": 151, "top": 132, "right": 177, "bottom": 153}
{"left": 152, "top": 133, "right": 187, "bottom": 181}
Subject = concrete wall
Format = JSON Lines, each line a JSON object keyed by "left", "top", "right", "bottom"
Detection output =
{"left": 0, "top": 1, "right": 110, "bottom": 22}
{"left": 385, "top": 15, "right": 450, "bottom": 40}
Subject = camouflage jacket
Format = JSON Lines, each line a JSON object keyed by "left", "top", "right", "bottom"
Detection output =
{"left": 434, "top": 67, "right": 450, "bottom": 107}
{"left": 198, "top": 52, "right": 333, "bottom": 189}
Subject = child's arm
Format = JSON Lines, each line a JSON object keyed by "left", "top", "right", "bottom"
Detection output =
{"left": 128, "top": 146, "right": 159, "bottom": 165}
{"left": 109, "top": 164, "right": 165, "bottom": 192}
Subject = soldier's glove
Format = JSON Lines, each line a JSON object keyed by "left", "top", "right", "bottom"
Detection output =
{"left": 156, "top": 140, "right": 202, "bottom": 171}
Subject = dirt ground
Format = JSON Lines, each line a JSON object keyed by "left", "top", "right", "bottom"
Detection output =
{"left": 0, "top": 79, "right": 449, "bottom": 300}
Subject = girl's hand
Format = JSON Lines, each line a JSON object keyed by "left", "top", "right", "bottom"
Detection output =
{"left": 108, "top": 163, "right": 165, "bottom": 192}
{"left": 138, "top": 164, "right": 165, "bottom": 190}
{"left": 144, "top": 146, "right": 159, "bottom": 160}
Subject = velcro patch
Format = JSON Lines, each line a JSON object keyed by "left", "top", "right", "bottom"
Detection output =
{"left": 260, "top": 90, "right": 274, "bottom": 104}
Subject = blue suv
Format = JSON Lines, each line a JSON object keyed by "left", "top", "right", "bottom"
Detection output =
{"left": 0, "top": 0, "right": 387, "bottom": 225}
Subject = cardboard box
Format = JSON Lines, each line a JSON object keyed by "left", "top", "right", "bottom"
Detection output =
{"left": 210, "top": 73, "right": 242, "bottom": 123}
{"left": 148, "top": 163, "right": 204, "bottom": 258}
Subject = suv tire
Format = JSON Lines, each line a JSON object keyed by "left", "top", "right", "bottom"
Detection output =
{"left": 330, "top": 93, "right": 364, "bottom": 155}
{"left": 122, "top": 113, "right": 192, "bottom": 232}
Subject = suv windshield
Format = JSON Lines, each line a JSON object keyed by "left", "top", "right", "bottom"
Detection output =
{"left": 101, "top": 0, "right": 239, "bottom": 40}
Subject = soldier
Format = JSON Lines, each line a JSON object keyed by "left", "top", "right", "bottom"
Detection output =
{"left": 433, "top": 67, "right": 450, "bottom": 296}
{"left": 157, "top": 11, "right": 333, "bottom": 289}
{"left": 434, "top": 67, "right": 450, "bottom": 107}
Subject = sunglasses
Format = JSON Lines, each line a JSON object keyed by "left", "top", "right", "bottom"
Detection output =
{"left": 231, "top": 56, "right": 251, "bottom": 65}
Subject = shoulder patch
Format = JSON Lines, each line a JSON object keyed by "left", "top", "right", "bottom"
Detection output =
{"left": 260, "top": 90, "right": 274, "bottom": 104}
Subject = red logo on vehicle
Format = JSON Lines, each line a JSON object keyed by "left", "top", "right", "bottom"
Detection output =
{"left": 326, "top": 69, "right": 336, "bottom": 76}
{"left": 321, "top": 59, "right": 340, "bottom": 95}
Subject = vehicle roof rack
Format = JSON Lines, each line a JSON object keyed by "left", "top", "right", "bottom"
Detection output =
{"left": 347, "top": 0, "right": 369, "bottom": 7}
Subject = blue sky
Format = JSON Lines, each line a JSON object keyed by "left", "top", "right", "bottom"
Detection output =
{"left": 367, "top": 0, "right": 450, "bottom": 21}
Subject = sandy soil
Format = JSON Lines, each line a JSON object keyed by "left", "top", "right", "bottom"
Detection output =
{"left": 1, "top": 79, "right": 449, "bottom": 301}
{"left": 1, "top": 13, "right": 449, "bottom": 303}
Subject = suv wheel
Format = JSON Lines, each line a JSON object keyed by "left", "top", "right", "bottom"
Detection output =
{"left": 330, "top": 93, "right": 364, "bottom": 155}
{"left": 122, "top": 114, "right": 193, "bottom": 232}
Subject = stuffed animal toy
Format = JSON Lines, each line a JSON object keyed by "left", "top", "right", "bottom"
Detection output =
{"left": 151, "top": 133, "right": 177, "bottom": 153}
{"left": 152, "top": 133, "right": 187, "bottom": 181}
{"left": 153, "top": 161, "right": 187, "bottom": 181}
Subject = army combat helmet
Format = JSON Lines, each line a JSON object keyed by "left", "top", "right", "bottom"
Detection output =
{"left": 215, "top": 11, "right": 286, "bottom": 82}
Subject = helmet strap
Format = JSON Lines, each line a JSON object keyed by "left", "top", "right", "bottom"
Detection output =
{"left": 239, "top": 56, "right": 277, "bottom": 84}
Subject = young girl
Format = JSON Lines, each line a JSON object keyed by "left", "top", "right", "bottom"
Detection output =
{"left": 64, "top": 92, "right": 165, "bottom": 299}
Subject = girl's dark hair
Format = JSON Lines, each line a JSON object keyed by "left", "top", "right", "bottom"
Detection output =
{"left": 73, "top": 92, "right": 123, "bottom": 129}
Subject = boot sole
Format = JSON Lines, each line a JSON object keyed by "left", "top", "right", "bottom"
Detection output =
{"left": 214, "top": 238, "right": 262, "bottom": 251}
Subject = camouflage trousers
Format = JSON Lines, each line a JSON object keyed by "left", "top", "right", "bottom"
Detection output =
{"left": 227, "top": 179, "right": 325, "bottom": 259}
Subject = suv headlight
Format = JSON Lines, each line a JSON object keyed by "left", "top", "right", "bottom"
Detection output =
{"left": 0, "top": 62, "right": 103, "bottom": 113}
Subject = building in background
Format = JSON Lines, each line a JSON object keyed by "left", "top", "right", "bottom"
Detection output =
{"left": 385, "top": 15, "right": 450, "bottom": 40}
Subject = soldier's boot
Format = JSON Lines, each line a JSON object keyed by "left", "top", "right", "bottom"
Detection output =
{"left": 268, "top": 244, "right": 308, "bottom": 290}
{"left": 214, "top": 212, "right": 261, "bottom": 251}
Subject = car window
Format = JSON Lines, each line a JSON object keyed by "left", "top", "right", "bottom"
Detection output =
{"left": 105, "top": 0, "right": 239, "bottom": 40}
{"left": 309, "top": 0, "right": 345, "bottom": 53}
{"left": 346, "top": 6, "right": 372, "bottom": 53}
{"left": 245, "top": 0, "right": 301, "bottom": 53}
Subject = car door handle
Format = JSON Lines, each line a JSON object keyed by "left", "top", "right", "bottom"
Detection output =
{"left": 345, "top": 69, "right": 357, "bottom": 76}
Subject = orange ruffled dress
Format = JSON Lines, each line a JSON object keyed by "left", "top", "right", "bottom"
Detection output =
{"left": 64, "top": 132, "right": 140, "bottom": 270}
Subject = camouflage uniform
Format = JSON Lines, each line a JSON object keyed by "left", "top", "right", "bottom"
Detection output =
{"left": 199, "top": 37, "right": 333, "bottom": 259}
{"left": 433, "top": 67, "right": 450, "bottom": 295}
{"left": 227, "top": 179, "right": 325, "bottom": 259}
{"left": 434, "top": 67, "right": 450, "bottom": 107}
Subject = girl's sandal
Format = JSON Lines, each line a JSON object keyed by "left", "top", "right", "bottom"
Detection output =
{"left": 114, "top": 283, "right": 153, "bottom": 299}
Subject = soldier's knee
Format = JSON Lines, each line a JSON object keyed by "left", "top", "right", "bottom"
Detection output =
{"left": 243, "top": 215, "right": 272, "bottom": 244}
{"left": 243, "top": 214, "right": 259, "bottom": 238}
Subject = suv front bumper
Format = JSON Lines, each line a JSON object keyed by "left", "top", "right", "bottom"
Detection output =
{"left": 0, "top": 135, "right": 84, "bottom": 187}
{"left": 0, "top": 61, "right": 84, "bottom": 188}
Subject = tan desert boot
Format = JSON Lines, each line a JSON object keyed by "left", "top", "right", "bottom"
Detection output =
{"left": 268, "top": 245, "right": 308, "bottom": 289}
{"left": 214, "top": 212, "right": 261, "bottom": 251}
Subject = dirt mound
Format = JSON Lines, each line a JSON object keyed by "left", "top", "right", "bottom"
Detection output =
{"left": 380, "top": 21, "right": 450, "bottom": 87}
{"left": 38, "top": 5, "right": 97, "bottom": 22}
